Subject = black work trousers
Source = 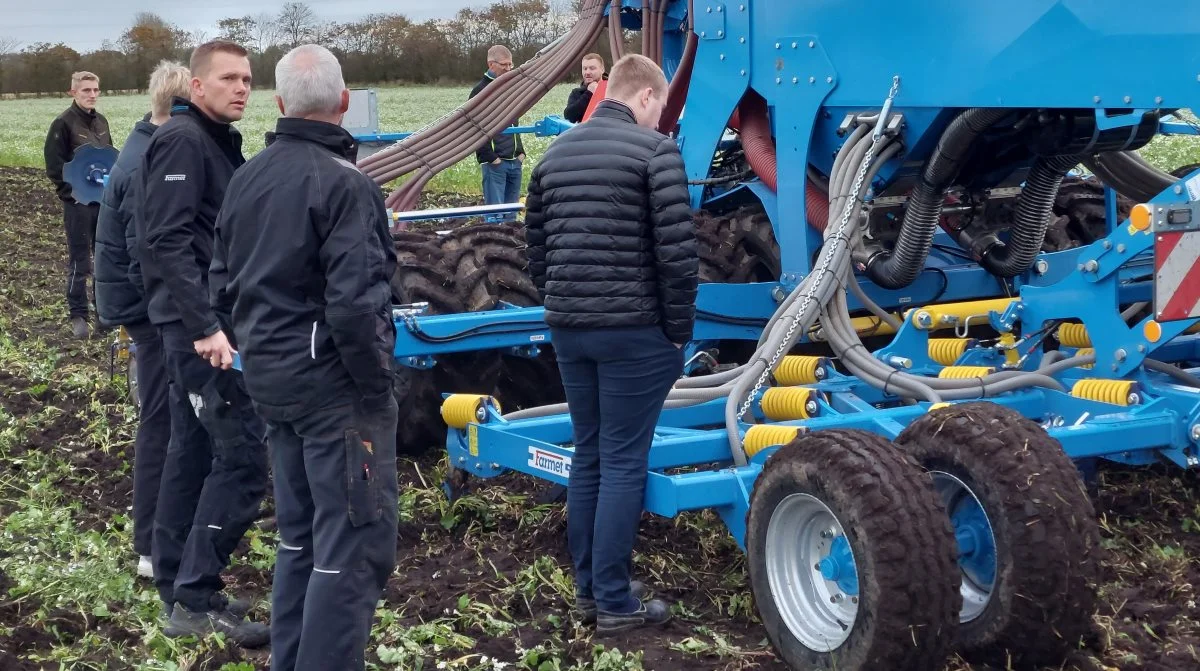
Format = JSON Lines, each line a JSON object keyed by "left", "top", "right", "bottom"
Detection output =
{"left": 152, "top": 321, "right": 269, "bottom": 612}
{"left": 63, "top": 201, "right": 99, "bottom": 319}
{"left": 266, "top": 395, "right": 399, "bottom": 671}
{"left": 127, "top": 321, "right": 171, "bottom": 558}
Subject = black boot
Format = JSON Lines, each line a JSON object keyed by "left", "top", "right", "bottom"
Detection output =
{"left": 595, "top": 597, "right": 673, "bottom": 635}
{"left": 575, "top": 580, "right": 649, "bottom": 624}
{"left": 163, "top": 603, "right": 270, "bottom": 648}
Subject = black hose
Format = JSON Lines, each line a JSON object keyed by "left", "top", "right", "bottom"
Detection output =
{"left": 1085, "top": 151, "right": 1175, "bottom": 202}
{"left": 1144, "top": 358, "right": 1200, "bottom": 389}
{"left": 864, "top": 107, "right": 1011, "bottom": 289}
{"left": 975, "top": 153, "right": 1079, "bottom": 277}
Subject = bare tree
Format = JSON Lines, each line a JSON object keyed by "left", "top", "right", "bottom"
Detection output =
{"left": 249, "top": 13, "right": 280, "bottom": 52}
{"left": 277, "top": 2, "right": 317, "bottom": 47}
{"left": 0, "top": 37, "right": 19, "bottom": 55}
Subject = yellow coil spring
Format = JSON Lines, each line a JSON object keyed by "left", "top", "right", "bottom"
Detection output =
{"left": 743, "top": 425, "right": 802, "bottom": 458}
{"left": 760, "top": 388, "right": 816, "bottom": 421}
{"left": 1075, "top": 348, "right": 1095, "bottom": 369}
{"left": 937, "top": 366, "right": 995, "bottom": 379}
{"left": 1057, "top": 323, "right": 1092, "bottom": 348}
{"left": 440, "top": 394, "right": 499, "bottom": 429}
{"left": 928, "top": 338, "right": 972, "bottom": 366}
{"left": 775, "top": 356, "right": 826, "bottom": 386}
{"left": 1071, "top": 379, "right": 1138, "bottom": 406}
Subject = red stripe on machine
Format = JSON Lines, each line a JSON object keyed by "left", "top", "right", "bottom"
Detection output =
{"left": 1156, "top": 231, "right": 1200, "bottom": 320}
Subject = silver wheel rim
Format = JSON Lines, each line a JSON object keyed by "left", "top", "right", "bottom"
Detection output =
{"left": 930, "top": 471, "right": 996, "bottom": 622}
{"left": 765, "top": 493, "right": 858, "bottom": 652}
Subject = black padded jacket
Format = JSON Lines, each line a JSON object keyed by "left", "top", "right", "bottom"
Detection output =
{"left": 44, "top": 102, "right": 112, "bottom": 202}
{"left": 523, "top": 100, "right": 698, "bottom": 344}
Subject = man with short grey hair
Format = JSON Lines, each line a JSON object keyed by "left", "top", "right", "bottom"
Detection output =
{"left": 208, "top": 42, "right": 399, "bottom": 670}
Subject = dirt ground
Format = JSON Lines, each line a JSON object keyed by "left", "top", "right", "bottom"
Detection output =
{"left": 0, "top": 164, "right": 1197, "bottom": 670}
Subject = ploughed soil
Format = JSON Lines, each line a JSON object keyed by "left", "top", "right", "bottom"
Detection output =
{"left": 1, "top": 165, "right": 1198, "bottom": 670}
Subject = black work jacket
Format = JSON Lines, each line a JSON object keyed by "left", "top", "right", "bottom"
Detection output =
{"left": 44, "top": 101, "right": 113, "bottom": 202}
{"left": 95, "top": 119, "right": 156, "bottom": 327}
{"left": 137, "top": 97, "right": 245, "bottom": 340}
{"left": 209, "top": 117, "right": 398, "bottom": 419}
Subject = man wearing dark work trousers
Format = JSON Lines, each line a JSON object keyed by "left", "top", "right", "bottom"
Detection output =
{"left": 210, "top": 44, "right": 399, "bottom": 670}
{"left": 137, "top": 39, "right": 269, "bottom": 646}
{"left": 523, "top": 53, "right": 698, "bottom": 635}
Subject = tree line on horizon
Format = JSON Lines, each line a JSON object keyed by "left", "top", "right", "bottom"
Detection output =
{"left": 0, "top": 0, "right": 627, "bottom": 96}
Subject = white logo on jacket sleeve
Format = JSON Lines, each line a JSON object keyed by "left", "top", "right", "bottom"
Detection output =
{"left": 164, "top": 174, "right": 187, "bottom": 182}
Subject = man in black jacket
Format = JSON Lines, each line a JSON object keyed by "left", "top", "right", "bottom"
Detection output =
{"left": 209, "top": 44, "right": 398, "bottom": 670}
{"left": 44, "top": 70, "right": 112, "bottom": 338}
{"left": 94, "top": 60, "right": 192, "bottom": 581}
{"left": 137, "top": 39, "right": 269, "bottom": 647}
{"left": 562, "top": 53, "right": 607, "bottom": 123}
{"left": 469, "top": 44, "right": 525, "bottom": 222}
{"left": 523, "top": 53, "right": 698, "bottom": 634}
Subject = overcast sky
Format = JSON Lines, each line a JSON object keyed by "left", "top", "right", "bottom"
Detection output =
{"left": 0, "top": 1, "right": 484, "bottom": 51}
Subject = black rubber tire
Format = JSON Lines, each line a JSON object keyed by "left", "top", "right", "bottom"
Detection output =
{"left": 894, "top": 401, "right": 1102, "bottom": 668}
{"left": 695, "top": 205, "right": 780, "bottom": 284}
{"left": 1051, "top": 176, "right": 1134, "bottom": 248}
{"left": 465, "top": 223, "right": 565, "bottom": 412}
{"left": 389, "top": 235, "right": 503, "bottom": 455}
{"left": 745, "top": 429, "right": 961, "bottom": 671}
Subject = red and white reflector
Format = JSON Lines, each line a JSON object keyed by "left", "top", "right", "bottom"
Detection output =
{"left": 1154, "top": 230, "right": 1200, "bottom": 321}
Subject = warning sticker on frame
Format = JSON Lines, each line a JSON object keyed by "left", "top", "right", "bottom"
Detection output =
{"left": 1155, "top": 230, "right": 1200, "bottom": 321}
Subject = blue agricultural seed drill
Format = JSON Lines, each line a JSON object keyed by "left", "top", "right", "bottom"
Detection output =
{"left": 348, "top": 1, "right": 1200, "bottom": 669}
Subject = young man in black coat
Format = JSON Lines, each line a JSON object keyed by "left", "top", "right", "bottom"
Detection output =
{"left": 94, "top": 60, "right": 192, "bottom": 581}
{"left": 137, "top": 39, "right": 269, "bottom": 647}
{"left": 209, "top": 44, "right": 399, "bottom": 670}
{"left": 523, "top": 53, "right": 698, "bottom": 634}
{"left": 43, "top": 70, "right": 112, "bottom": 338}
{"left": 562, "top": 53, "right": 607, "bottom": 123}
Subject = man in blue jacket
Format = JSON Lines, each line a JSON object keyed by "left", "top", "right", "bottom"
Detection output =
{"left": 94, "top": 59, "right": 192, "bottom": 582}
{"left": 209, "top": 44, "right": 399, "bottom": 670}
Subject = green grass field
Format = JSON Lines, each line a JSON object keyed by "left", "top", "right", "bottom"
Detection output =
{"left": 0, "top": 84, "right": 577, "bottom": 196}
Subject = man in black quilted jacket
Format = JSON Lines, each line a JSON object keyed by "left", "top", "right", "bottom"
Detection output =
{"left": 523, "top": 53, "right": 698, "bottom": 635}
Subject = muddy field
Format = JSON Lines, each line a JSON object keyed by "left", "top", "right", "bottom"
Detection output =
{"left": 0, "top": 164, "right": 1197, "bottom": 670}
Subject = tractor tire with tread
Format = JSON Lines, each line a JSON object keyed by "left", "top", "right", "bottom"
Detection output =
{"left": 894, "top": 401, "right": 1103, "bottom": 668}
{"left": 745, "top": 429, "right": 961, "bottom": 671}
{"left": 389, "top": 235, "right": 502, "bottom": 455}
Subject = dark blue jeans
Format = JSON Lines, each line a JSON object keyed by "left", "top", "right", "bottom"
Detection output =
{"left": 152, "top": 321, "right": 269, "bottom": 612}
{"left": 551, "top": 325, "right": 683, "bottom": 612}
{"left": 480, "top": 159, "right": 522, "bottom": 222}
{"left": 265, "top": 395, "right": 399, "bottom": 671}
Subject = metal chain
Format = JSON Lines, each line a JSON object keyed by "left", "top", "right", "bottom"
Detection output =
{"left": 735, "top": 76, "right": 901, "bottom": 423}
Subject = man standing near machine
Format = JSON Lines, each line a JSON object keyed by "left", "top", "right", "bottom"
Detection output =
{"left": 209, "top": 44, "right": 399, "bottom": 670}
{"left": 469, "top": 44, "right": 525, "bottom": 222}
{"left": 523, "top": 53, "right": 698, "bottom": 634}
{"left": 138, "top": 39, "right": 269, "bottom": 647}
{"left": 44, "top": 70, "right": 112, "bottom": 338}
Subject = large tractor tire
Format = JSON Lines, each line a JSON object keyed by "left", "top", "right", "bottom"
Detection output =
{"left": 695, "top": 205, "right": 780, "bottom": 284}
{"left": 1049, "top": 175, "right": 1134, "bottom": 248}
{"left": 894, "top": 402, "right": 1102, "bottom": 668}
{"left": 745, "top": 429, "right": 961, "bottom": 671}
{"left": 442, "top": 223, "right": 566, "bottom": 412}
{"left": 390, "top": 233, "right": 502, "bottom": 456}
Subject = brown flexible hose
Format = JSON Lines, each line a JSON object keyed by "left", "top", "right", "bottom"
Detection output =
{"left": 358, "top": 0, "right": 607, "bottom": 197}
{"left": 360, "top": 9, "right": 593, "bottom": 177}
{"left": 377, "top": 5, "right": 608, "bottom": 209}
{"left": 738, "top": 90, "right": 830, "bottom": 230}
{"left": 657, "top": 0, "right": 696, "bottom": 134}
{"left": 608, "top": 0, "right": 624, "bottom": 60}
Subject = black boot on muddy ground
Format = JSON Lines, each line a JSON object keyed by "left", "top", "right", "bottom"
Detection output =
{"left": 575, "top": 580, "right": 649, "bottom": 624}
{"left": 163, "top": 603, "right": 270, "bottom": 648}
